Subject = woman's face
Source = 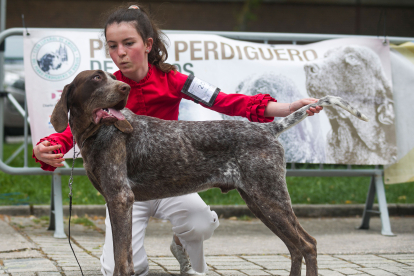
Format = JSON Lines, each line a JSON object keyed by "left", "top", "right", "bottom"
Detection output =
{"left": 106, "top": 22, "right": 152, "bottom": 78}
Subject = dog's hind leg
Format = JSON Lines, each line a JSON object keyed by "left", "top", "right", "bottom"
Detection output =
{"left": 239, "top": 187, "right": 317, "bottom": 276}
{"left": 237, "top": 188, "right": 304, "bottom": 276}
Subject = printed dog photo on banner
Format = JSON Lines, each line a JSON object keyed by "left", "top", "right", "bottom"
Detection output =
{"left": 304, "top": 45, "right": 396, "bottom": 164}
{"left": 173, "top": 35, "right": 396, "bottom": 165}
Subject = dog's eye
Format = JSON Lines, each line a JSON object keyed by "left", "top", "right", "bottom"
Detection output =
{"left": 93, "top": 75, "right": 101, "bottom": 81}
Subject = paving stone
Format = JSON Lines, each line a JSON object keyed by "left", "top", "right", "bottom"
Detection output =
{"left": 64, "top": 271, "right": 102, "bottom": 276}
{"left": 318, "top": 255, "right": 343, "bottom": 260}
{"left": 318, "top": 260, "right": 353, "bottom": 266}
{"left": 318, "top": 269, "right": 345, "bottom": 276}
{"left": 215, "top": 270, "right": 247, "bottom": 275}
{"left": 247, "top": 262, "right": 291, "bottom": 270}
{"left": 2, "top": 216, "right": 414, "bottom": 276}
{"left": 212, "top": 264, "right": 263, "bottom": 270}
{"left": 264, "top": 270, "right": 290, "bottom": 276}
{"left": 3, "top": 258, "right": 58, "bottom": 273}
{"left": 0, "top": 220, "right": 38, "bottom": 252}
{"left": 357, "top": 268, "right": 397, "bottom": 276}
{"left": 61, "top": 265, "right": 101, "bottom": 271}
{"left": 9, "top": 273, "right": 36, "bottom": 276}
{"left": 334, "top": 268, "right": 364, "bottom": 274}
{"left": 242, "top": 256, "right": 289, "bottom": 262}
{"left": 207, "top": 260, "right": 253, "bottom": 266}
{"left": 206, "top": 257, "right": 246, "bottom": 262}
{"left": 380, "top": 254, "right": 414, "bottom": 260}
{"left": 55, "top": 259, "right": 101, "bottom": 266}
{"left": 0, "top": 250, "right": 43, "bottom": 259}
{"left": 240, "top": 269, "right": 271, "bottom": 275}
{"left": 380, "top": 266, "right": 414, "bottom": 276}
{"left": 319, "top": 264, "right": 361, "bottom": 269}
{"left": 206, "top": 270, "right": 221, "bottom": 276}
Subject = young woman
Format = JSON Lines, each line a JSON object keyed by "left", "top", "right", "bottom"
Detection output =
{"left": 33, "top": 4, "right": 322, "bottom": 276}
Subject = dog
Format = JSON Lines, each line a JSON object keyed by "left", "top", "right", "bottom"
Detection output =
{"left": 51, "top": 70, "right": 368, "bottom": 276}
{"left": 37, "top": 53, "right": 63, "bottom": 73}
{"left": 305, "top": 45, "right": 396, "bottom": 164}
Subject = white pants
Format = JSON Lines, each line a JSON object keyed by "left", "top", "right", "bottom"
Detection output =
{"left": 100, "top": 193, "right": 219, "bottom": 276}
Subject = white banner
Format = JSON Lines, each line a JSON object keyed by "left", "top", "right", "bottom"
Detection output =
{"left": 24, "top": 29, "right": 396, "bottom": 164}
{"left": 384, "top": 42, "right": 414, "bottom": 184}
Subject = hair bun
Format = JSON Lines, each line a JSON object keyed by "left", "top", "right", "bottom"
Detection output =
{"left": 128, "top": 5, "right": 139, "bottom": 10}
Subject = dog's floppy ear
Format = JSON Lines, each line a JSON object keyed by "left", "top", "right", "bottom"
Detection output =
{"left": 51, "top": 83, "right": 74, "bottom": 133}
{"left": 114, "top": 120, "right": 133, "bottom": 134}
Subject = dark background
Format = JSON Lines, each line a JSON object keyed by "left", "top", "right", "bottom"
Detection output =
{"left": 5, "top": 0, "right": 414, "bottom": 38}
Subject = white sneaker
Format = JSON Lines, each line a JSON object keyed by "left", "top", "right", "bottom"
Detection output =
{"left": 170, "top": 238, "right": 206, "bottom": 276}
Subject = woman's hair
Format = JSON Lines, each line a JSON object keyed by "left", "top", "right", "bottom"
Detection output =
{"left": 104, "top": 4, "right": 176, "bottom": 73}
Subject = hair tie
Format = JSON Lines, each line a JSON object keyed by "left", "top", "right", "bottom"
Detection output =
{"left": 128, "top": 5, "right": 139, "bottom": 10}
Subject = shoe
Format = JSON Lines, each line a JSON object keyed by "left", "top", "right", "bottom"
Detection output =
{"left": 170, "top": 238, "right": 206, "bottom": 276}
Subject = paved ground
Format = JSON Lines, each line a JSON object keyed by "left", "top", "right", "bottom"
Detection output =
{"left": 0, "top": 214, "right": 413, "bottom": 276}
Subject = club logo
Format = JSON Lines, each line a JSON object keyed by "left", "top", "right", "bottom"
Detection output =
{"left": 31, "top": 36, "right": 81, "bottom": 81}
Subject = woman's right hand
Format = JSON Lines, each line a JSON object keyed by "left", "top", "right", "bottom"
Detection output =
{"left": 33, "top": 141, "right": 65, "bottom": 168}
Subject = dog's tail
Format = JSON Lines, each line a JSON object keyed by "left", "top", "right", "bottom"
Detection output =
{"left": 270, "top": 96, "right": 369, "bottom": 137}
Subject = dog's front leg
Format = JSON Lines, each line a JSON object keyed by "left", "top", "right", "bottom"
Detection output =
{"left": 106, "top": 187, "right": 135, "bottom": 276}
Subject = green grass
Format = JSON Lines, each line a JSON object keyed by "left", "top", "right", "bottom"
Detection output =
{"left": 71, "top": 216, "right": 95, "bottom": 227}
{"left": 1, "top": 142, "right": 413, "bottom": 206}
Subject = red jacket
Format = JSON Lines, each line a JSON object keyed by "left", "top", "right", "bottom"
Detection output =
{"left": 33, "top": 65, "right": 276, "bottom": 171}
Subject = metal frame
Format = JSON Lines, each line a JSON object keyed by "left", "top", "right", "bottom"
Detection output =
{"left": 1, "top": 27, "right": 408, "bottom": 237}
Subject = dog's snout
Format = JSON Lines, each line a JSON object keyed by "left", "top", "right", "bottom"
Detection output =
{"left": 119, "top": 83, "right": 131, "bottom": 94}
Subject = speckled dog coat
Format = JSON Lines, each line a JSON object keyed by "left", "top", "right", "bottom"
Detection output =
{"left": 51, "top": 70, "right": 368, "bottom": 276}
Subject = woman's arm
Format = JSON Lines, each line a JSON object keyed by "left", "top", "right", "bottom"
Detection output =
{"left": 32, "top": 124, "right": 74, "bottom": 171}
{"left": 33, "top": 141, "right": 65, "bottom": 168}
{"left": 171, "top": 71, "right": 322, "bottom": 121}
{"left": 264, "top": 98, "right": 323, "bottom": 117}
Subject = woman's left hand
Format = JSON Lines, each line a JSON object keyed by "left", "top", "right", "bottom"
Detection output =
{"left": 290, "top": 98, "right": 323, "bottom": 116}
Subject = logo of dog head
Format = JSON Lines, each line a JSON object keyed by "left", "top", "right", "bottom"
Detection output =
{"left": 31, "top": 36, "right": 81, "bottom": 81}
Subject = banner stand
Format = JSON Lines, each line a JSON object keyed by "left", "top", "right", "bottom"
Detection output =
{"left": 358, "top": 174, "right": 395, "bottom": 236}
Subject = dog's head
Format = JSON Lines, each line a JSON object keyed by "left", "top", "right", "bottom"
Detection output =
{"left": 304, "top": 45, "right": 394, "bottom": 125}
{"left": 51, "top": 70, "right": 131, "bottom": 133}
{"left": 38, "top": 53, "right": 62, "bottom": 72}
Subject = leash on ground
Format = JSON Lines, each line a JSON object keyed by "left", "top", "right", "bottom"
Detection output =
{"left": 68, "top": 136, "right": 85, "bottom": 276}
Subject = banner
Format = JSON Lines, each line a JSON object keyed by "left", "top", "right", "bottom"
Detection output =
{"left": 24, "top": 29, "right": 396, "bottom": 165}
{"left": 384, "top": 42, "right": 414, "bottom": 184}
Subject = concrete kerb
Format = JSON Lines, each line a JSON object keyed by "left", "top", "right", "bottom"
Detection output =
{"left": 0, "top": 204, "right": 413, "bottom": 218}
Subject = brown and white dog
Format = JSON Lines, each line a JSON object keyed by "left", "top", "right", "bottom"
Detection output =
{"left": 51, "top": 70, "right": 368, "bottom": 276}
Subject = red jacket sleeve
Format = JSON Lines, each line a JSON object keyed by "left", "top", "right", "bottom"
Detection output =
{"left": 208, "top": 92, "right": 276, "bottom": 123}
{"left": 173, "top": 71, "right": 276, "bottom": 123}
{"left": 181, "top": 91, "right": 276, "bottom": 123}
{"left": 168, "top": 70, "right": 276, "bottom": 122}
{"left": 32, "top": 125, "right": 74, "bottom": 171}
